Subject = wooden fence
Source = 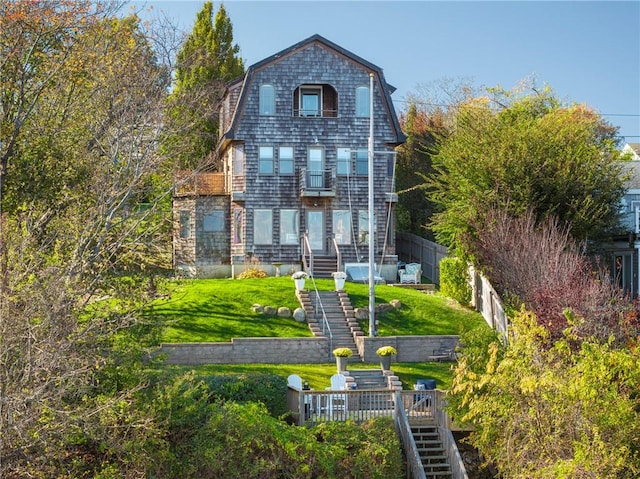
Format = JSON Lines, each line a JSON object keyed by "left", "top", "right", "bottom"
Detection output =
{"left": 396, "top": 233, "right": 448, "bottom": 285}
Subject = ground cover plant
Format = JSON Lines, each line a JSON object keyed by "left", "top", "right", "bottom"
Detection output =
{"left": 150, "top": 277, "right": 485, "bottom": 342}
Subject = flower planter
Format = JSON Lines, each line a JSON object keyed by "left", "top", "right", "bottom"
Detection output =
{"left": 379, "top": 355, "right": 392, "bottom": 371}
{"left": 294, "top": 278, "right": 306, "bottom": 291}
{"left": 336, "top": 356, "right": 349, "bottom": 372}
{"left": 332, "top": 272, "right": 347, "bottom": 291}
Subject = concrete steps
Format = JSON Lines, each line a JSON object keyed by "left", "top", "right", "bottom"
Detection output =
{"left": 348, "top": 369, "right": 388, "bottom": 390}
{"left": 297, "top": 290, "right": 362, "bottom": 360}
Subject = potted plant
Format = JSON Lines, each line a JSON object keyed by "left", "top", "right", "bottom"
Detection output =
{"left": 291, "top": 271, "right": 308, "bottom": 291}
{"left": 333, "top": 347, "right": 353, "bottom": 372}
{"left": 376, "top": 345, "right": 397, "bottom": 371}
{"left": 332, "top": 271, "right": 347, "bottom": 291}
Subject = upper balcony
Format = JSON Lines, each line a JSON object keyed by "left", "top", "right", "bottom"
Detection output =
{"left": 174, "top": 171, "right": 226, "bottom": 197}
{"left": 299, "top": 167, "right": 336, "bottom": 197}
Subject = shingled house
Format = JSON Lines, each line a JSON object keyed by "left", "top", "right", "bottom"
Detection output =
{"left": 173, "top": 34, "right": 406, "bottom": 279}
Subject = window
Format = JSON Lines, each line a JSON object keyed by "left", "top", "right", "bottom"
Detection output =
{"left": 333, "top": 210, "right": 351, "bottom": 245}
{"left": 280, "top": 209, "right": 299, "bottom": 245}
{"left": 356, "top": 86, "right": 370, "bottom": 117}
{"left": 254, "top": 209, "right": 273, "bottom": 245}
{"left": 279, "top": 146, "right": 294, "bottom": 175}
{"left": 300, "top": 86, "right": 321, "bottom": 116}
{"left": 293, "top": 84, "right": 337, "bottom": 117}
{"left": 233, "top": 145, "right": 244, "bottom": 175}
{"left": 358, "top": 210, "right": 373, "bottom": 245}
{"left": 308, "top": 147, "right": 324, "bottom": 188}
{"left": 337, "top": 148, "right": 350, "bottom": 176}
{"left": 259, "top": 146, "right": 274, "bottom": 175}
{"left": 259, "top": 84, "right": 275, "bottom": 115}
{"left": 233, "top": 209, "right": 243, "bottom": 244}
{"left": 355, "top": 149, "right": 368, "bottom": 176}
{"left": 179, "top": 210, "right": 191, "bottom": 238}
{"left": 387, "top": 154, "right": 395, "bottom": 177}
{"left": 203, "top": 210, "right": 224, "bottom": 232}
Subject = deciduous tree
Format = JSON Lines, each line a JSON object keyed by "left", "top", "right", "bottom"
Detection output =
{"left": 429, "top": 83, "right": 626, "bottom": 256}
{"left": 0, "top": 2, "right": 177, "bottom": 476}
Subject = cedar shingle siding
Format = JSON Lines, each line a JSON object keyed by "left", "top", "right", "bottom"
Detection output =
{"left": 173, "top": 35, "right": 405, "bottom": 279}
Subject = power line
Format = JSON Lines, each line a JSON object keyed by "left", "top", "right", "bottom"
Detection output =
{"left": 391, "top": 97, "right": 640, "bottom": 118}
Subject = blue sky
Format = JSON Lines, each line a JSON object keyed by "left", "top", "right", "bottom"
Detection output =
{"left": 132, "top": 0, "right": 640, "bottom": 143}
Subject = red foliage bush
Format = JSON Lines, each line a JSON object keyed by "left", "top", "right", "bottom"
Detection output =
{"left": 472, "top": 209, "right": 639, "bottom": 345}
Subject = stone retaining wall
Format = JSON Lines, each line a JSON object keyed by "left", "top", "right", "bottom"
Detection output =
{"left": 160, "top": 337, "right": 331, "bottom": 364}
{"left": 159, "top": 335, "right": 459, "bottom": 365}
{"left": 355, "top": 335, "right": 459, "bottom": 363}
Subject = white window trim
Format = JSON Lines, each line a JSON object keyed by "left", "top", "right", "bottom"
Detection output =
{"left": 299, "top": 85, "right": 322, "bottom": 117}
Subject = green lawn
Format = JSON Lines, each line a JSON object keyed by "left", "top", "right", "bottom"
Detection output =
{"left": 149, "top": 277, "right": 485, "bottom": 343}
{"left": 148, "top": 277, "right": 485, "bottom": 388}
{"left": 165, "top": 361, "right": 454, "bottom": 391}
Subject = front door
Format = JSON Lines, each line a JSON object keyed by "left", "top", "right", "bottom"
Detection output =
{"left": 307, "top": 210, "right": 325, "bottom": 253}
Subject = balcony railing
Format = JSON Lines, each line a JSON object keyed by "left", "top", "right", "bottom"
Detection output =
{"left": 299, "top": 167, "right": 335, "bottom": 197}
{"left": 174, "top": 171, "right": 226, "bottom": 197}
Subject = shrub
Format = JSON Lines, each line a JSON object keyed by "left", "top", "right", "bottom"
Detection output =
{"left": 376, "top": 346, "right": 397, "bottom": 357}
{"left": 200, "top": 373, "right": 288, "bottom": 417}
{"left": 332, "top": 347, "right": 353, "bottom": 357}
{"left": 237, "top": 267, "right": 267, "bottom": 279}
{"left": 439, "top": 257, "right": 471, "bottom": 305}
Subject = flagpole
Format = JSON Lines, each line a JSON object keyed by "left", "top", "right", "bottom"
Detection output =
{"left": 368, "top": 72, "right": 376, "bottom": 337}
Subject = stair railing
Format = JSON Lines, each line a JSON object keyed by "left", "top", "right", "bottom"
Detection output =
{"left": 302, "top": 233, "right": 313, "bottom": 276}
{"left": 331, "top": 236, "right": 342, "bottom": 273}
{"left": 308, "top": 275, "right": 333, "bottom": 360}
{"left": 394, "top": 392, "right": 427, "bottom": 479}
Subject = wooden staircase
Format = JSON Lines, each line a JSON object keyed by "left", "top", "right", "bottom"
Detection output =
{"left": 412, "top": 423, "right": 453, "bottom": 478}
{"left": 297, "top": 290, "right": 362, "bottom": 360}
{"left": 309, "top": 255, "right": 338, "bottom": 278}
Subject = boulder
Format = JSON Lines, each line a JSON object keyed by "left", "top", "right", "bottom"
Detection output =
{"left": 263, "top": 306, "right": 277, "bottom": 316}
{"left": 293, "top": 307, "right": 306, "bottom": 322}
{"left": 251, "top": 304, "right": 264, "bottom": 313}
{"left": 277, "top": 306, "right": 292, "bottom": 318}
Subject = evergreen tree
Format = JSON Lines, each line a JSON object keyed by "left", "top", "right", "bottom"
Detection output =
{"left": 164, "top": 2, "right": 244, "bottom": 170}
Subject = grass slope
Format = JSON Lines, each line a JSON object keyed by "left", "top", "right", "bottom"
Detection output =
{"left": 149, "top": 277, "right": 487, "bottom": 389}
{"left": 150, "top": 277, "right": 485, "bottom": 343}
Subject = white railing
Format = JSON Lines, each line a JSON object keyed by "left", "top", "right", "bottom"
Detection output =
{"left": 395, "top": 396, "right": 427, "bottom": 479}
{"left": 287, "top": 388, "right": 468, "bottom": 479}
{"left": 469, "top": 266, "right": 509, "bottom": 342}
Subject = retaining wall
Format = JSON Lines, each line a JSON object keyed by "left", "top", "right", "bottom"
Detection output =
{"left": 355, "top": 335, "right": 459, "bottom": 363}
{"left": 160, "top": 337, "right": 330, "bottom": 364}
{"left": 159, "top": 335, "right": 459, "bottom": 365}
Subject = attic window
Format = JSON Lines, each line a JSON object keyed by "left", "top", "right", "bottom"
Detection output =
{"left": 293, "top": 84, "right": 337, "bottom": 118}
{"left": 259, "top": 84, "right": 275, "bottom": 115}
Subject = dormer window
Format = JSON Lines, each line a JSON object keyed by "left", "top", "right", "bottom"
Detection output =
{"left": 301, "top": 86, "right": 321, "bottom": 116}
{"left": 293, "top": 84, "right": 337, "bottom": 117}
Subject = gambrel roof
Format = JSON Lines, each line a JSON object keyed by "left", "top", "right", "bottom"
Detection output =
{"left": 219, "top": 34, "right": 406, "bottom": 146}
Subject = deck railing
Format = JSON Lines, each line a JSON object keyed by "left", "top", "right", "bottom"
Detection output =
{"left": 395, "top": 397, "right": 427, "bottom": 479}
{"left": 287, "top": 387, "right": 468, "bottom": 478}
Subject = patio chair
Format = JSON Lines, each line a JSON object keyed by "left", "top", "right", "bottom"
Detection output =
{"left": 287, "top": 374, "right": 303, "bottom": 389}
{"left": 321, "top": 373, "right": 348, "bottom": 417}
{"left": 399, "top": 262, "right": 421, "bottom": 284}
